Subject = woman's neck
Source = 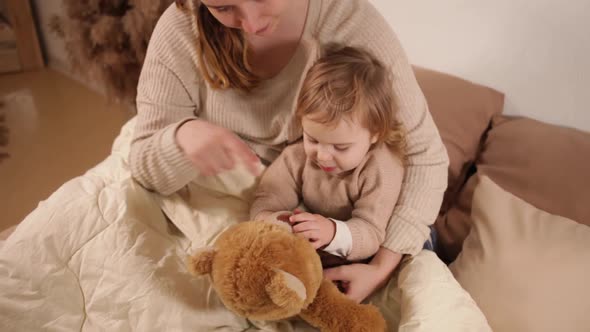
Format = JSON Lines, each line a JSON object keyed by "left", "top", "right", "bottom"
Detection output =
{"left": 246, "top": 0, "right": 310, "bottom": 79}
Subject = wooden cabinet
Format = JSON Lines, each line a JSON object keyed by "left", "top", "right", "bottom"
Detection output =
{"left": 0, "top": 0, "right": 44, "bottom": 73}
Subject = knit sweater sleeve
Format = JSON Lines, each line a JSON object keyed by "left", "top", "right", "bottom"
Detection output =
{"left": 346, "top": 149, "right": 404, "bottom": 261}
{"left": 129, "top": 5, "right": 201, "bottom": 195}
{"left": 317, "top": 0, "right": 450, "bottom": 255}
{"left": 250, "top": 143, "right": 305, "bottom": 220}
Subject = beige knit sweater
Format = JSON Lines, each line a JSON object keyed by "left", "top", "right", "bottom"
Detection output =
{"left": 130, "top": 0, "right": 449, "bottom": 255}
{"left": 250, "top": 142, "right": 404, "bottom": 261}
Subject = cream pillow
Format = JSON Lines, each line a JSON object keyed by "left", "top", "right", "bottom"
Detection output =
{"left": 450, "top": 176, "right": 590, "bottom": 332}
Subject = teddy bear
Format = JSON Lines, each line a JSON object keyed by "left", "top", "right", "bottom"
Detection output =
{"left": 187, "top": 220, "right": 386, "bottom": 332}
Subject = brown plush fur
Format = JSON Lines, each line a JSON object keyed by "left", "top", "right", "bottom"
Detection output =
{"left": 188, "top": 221, "right": 386, "bottom": 331}
{"left": 51, "top": 0, "right": 175, "bottom": 105}
{"left": 300, "top": 279, "right": 387, "bottom": 332}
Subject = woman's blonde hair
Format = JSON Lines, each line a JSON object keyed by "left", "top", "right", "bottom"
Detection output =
{"left": 296, "top": 45, "right": 406, "bottom": 160}
{"left": 175, "top": 0, "right": 260, "bottom": 92}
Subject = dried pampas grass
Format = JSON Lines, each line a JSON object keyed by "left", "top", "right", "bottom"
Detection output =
{"left": 51, "top": 0, "right": 175, "bottom": 106}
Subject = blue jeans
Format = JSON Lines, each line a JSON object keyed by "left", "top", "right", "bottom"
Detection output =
{"left": 422, "top": 225, "right": 437, "bottom": 251}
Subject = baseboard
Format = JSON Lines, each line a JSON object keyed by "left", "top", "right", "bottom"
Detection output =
{"left": 47, "top": 55, "right": 108, "bottom": 97}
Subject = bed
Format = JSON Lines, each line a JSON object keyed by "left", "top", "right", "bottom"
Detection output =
{"left": 0, "top": 115, "right": 490, "bottom": 331}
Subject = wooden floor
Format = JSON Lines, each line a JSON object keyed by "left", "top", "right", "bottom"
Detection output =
{"left": 0, "top": 68, "right": 132, "bottom": 231}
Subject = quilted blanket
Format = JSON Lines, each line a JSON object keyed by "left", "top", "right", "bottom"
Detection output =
{"left": 0, "top": 119, "right": 490, "bottom": 331}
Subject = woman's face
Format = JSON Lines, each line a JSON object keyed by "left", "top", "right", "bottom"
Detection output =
{"left": 200, "top": 0, "right": 289, "bottom": 36}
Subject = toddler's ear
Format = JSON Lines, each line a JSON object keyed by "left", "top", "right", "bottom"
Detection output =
{"left": 187, "top": 247, "right": 216, "bottom": 276}
{"left": 370, "top": 134, "right": 378, "bottom": 144}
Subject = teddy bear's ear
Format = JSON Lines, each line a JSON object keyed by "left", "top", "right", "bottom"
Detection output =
{"left": 187, "top": 248, "right": 217, "bottom": 276}
{"left": 265, "top": 269, "right": 307, "bottom": 310}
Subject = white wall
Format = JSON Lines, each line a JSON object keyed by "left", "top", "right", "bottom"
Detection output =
{"left": 370, "top": 0, "right": 590, "bottom": 132}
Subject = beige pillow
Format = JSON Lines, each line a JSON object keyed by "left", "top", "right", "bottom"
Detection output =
{"left": 450, "top": 176, "right": 590, "bottom": 332}
{"left": 437, "top": 116, "right": 590, "bottom": 262}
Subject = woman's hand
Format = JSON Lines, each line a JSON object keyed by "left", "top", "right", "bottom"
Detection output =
{"left": 176, "top": 119, "right": 261, "bottom": 176}
{"left": 323, "top": 247, "right": 402, "bottom": 303}
{"left": 289, "top": 212, "right": 336, "bottom": 249}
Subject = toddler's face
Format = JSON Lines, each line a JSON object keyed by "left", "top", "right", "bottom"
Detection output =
{"left": 301, "top": 115, "right": 376, "bottom": 175}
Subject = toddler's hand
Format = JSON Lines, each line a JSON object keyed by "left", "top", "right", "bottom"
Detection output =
{"left": 289, "top": 212, "right": 336, "bottom": 249}
{"left": 254, "top": 211, "right": 296, "bottom": 233}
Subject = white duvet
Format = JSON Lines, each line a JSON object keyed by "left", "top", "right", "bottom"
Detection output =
{"left": 0, "top": 119, "right": 490, "bottom": 331}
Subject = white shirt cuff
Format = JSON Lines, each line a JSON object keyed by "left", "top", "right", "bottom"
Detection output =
{"left": 323, "top": 218, "right": 352, "bottom": 257}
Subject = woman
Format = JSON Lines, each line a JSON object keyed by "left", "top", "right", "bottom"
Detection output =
{"left": 130, "top": 0, "right": 449, "bottom": 303}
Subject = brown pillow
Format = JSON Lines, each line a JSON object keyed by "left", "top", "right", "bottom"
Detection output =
{"left": 450, "top": 176, "right": 590, "bottom": 332}
{"left": 437, "top": 115, "right": 590, "bottom": 262}
{"left": 413, "top": 67, "right": 504, "bottom": 212}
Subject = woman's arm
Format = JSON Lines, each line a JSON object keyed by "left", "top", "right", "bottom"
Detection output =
{"left": 363, "top": 3, "right": 448, "bottom": 256}
{"left": 130, "top": 5, "right": 259, "bottom": 194}
{"left": 129, "top": 5, "right": 201, "bottom": 194}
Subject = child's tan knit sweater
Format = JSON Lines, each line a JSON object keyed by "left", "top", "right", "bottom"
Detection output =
{"left": 130, "top": 0, "right": 449, "bottom": 255}
{"left": 250, "top": 143, "right": 404, "bottom": 261}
